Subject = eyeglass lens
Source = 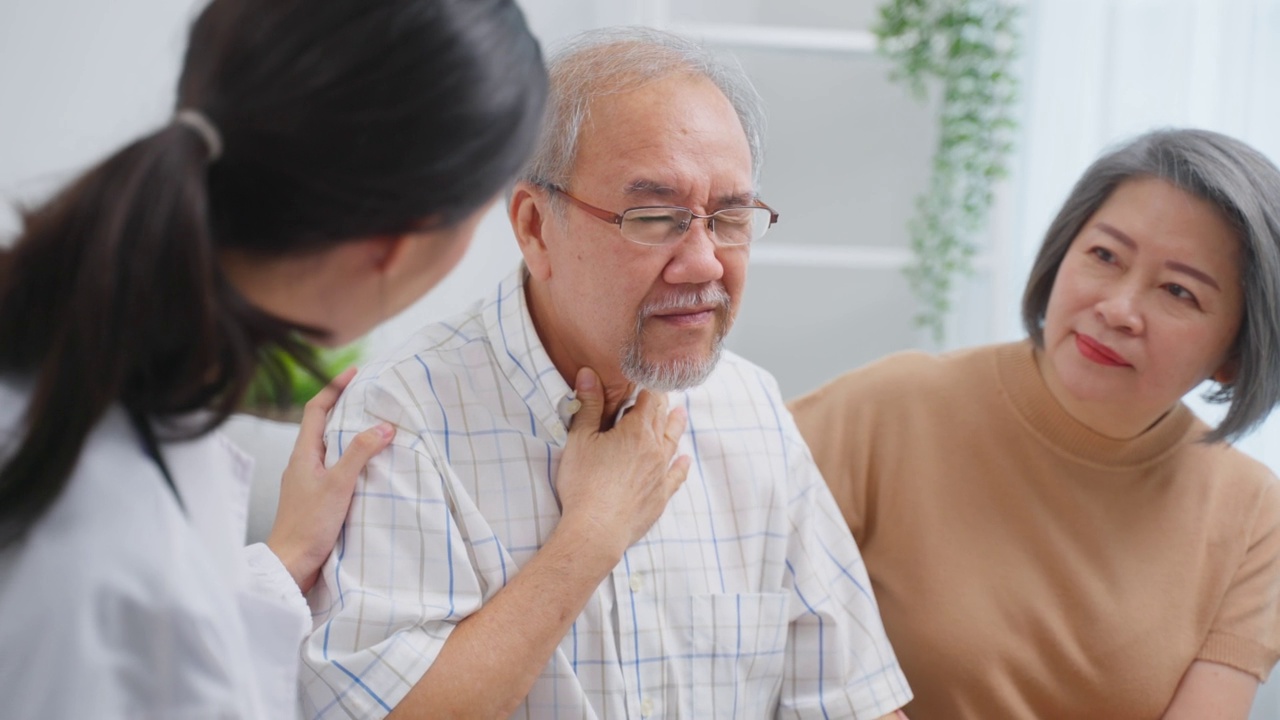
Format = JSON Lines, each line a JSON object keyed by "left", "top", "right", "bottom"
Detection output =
{"left": 619, "top": 207, "right": 773, "bottom": 246}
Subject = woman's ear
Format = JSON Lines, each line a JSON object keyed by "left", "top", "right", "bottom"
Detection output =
{"left": 367, "top": 234, "right": 411, "bottom": 274}
{"left": 510, "top": 181, "right": 553, "bottom": 281}
{"left": 1212, "top": 356, "right": 1240, "bottom": 385}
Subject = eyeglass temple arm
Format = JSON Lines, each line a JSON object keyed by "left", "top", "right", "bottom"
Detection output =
{"left": 545, "top": 184, "right": 624, "bottom": 225}
{"left": 752, "top": 198, "right": 780, "bottom": 225}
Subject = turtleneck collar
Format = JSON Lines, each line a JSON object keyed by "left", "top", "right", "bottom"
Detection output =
{"left": 996, "top": 340, "right": 1199, "bottom": 469}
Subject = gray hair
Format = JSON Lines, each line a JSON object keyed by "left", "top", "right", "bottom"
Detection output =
{"left": 520, "top": 26, "right": 767, "bottom": 192}
{"left": 1021, "top": 128, "right": 1280, "bottom": 443}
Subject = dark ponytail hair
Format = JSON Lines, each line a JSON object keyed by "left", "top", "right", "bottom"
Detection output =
{"left": 0, "top": 0, "right": 547, "bottom": 546}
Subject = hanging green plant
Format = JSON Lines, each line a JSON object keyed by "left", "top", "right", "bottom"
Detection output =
{"left": 874, "top": 0, "right": 1020, "bottom": 343}
{"left": 242, "top": 341, "right": 363, "bottom": 422}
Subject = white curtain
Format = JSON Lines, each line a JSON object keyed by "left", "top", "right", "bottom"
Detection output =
{"left": 1008, "top": 1, "right": 1280, "bottom": 714}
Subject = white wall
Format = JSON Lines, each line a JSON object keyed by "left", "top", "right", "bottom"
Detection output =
{"left": 0, "top": 0, "right": 627, "bottom": 360}
{"left": 0, "top": 0, "right": 588, "bottom": 316}
{"left": 0, "top": 0, "right": 203, "bottom": 241}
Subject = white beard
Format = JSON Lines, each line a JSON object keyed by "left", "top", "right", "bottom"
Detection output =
{"left": 619, "top": 283, "right": 731, "bottom": 391}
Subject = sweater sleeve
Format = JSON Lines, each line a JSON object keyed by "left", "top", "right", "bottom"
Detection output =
{"left": 1198, "top": 479, "right": 1280, "bottom": 680}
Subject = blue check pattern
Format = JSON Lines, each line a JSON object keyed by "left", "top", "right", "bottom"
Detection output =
{"left": 300, "top": 267, "right": 910, "bottom": 719}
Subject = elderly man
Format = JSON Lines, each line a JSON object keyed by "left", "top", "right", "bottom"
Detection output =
{"left": 301, "top": 28, "right": 910, "bottom": 720}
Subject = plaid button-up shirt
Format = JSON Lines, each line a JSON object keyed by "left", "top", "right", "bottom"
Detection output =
{"left": 300, "top": 267, "right": 910, "bottom": 719}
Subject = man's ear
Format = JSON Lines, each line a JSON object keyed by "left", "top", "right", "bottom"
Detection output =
{"left": 510, "top": 181, "right": 553, "bottom": 281}
{"left": 1212, "top": 355, "right": 1240, "bottom": 385}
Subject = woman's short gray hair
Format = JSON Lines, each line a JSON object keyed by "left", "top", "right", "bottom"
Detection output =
{"left": 520, "top": 26, "right": 766, "bottom": 191}
{"left": 1021, "top": 128, "right": 1280, "bottom": 443}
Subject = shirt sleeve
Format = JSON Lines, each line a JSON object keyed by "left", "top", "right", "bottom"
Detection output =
{"left": 788, "top": 373, "right": 873, "bottom": 545}
{"left": 1198, "top": 479, "right": 1280, "bottom": 680}
{"left": 775, "top": 411, "right": 912, "bottom": 719}
{"left": 298, "top": 379, "right": 493, "bottom": 720}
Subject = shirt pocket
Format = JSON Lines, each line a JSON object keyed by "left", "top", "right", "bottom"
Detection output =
{"left": 670, "top": 592, "right": 789, "bottom": 718}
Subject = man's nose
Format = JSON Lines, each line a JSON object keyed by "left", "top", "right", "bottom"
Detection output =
{"left": 663, "top": 218, "right": 725, "bottom": 285}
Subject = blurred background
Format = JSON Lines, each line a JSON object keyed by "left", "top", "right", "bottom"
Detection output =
{"left": 2, "top": 0, "right": 1278, "bottom": 714}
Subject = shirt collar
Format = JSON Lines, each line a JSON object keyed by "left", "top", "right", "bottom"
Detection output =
{"left": 482, "top": 265, "right": 576, "bottom": 446}
{"left": 482, "top": 265, "right": 646, "bottom": 445}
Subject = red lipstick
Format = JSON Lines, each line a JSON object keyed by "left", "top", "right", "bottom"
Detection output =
{"left": 1075, "top": 333, "right": 1131, "bottom": 368}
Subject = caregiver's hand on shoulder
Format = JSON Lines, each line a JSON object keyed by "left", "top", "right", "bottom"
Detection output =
{"left": 265, "top": 367, "right": 394, "bottom": 594}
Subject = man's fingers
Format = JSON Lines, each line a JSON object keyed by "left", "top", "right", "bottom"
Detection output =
{"left": 327, "top": 423, "right": 395, "bottom": 491}
{"left": 624, "top": 389, "right": 669, "bottom": 437}
{"left": 629, "top": 387, "right": 660, "bottom": 418}
{"left": 650, "top": 391, "right": 670, "bottom": 432}
{"left": 663, "top": 406, "right": 687, "bottom": 452}
{"left": 666, "top": 455, "right": 692, "bottom": 491}
{"left": 569, "top": 367, "right": 604, "bottom": 433}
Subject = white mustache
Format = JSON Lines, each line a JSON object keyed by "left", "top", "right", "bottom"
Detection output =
{"left": 639, "top": 284, "right": 731, "bottom": 318}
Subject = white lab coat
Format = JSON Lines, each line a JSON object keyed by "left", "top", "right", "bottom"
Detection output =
{"left": 0, "top": 378, "right": 309, "bottom": 719}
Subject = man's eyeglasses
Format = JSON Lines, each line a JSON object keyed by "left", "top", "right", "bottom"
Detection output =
{"left": 545, "top": 185, "right": 779, "bottom": 247}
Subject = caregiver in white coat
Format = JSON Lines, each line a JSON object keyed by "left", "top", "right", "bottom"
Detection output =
{"left": 0, "top": 1, "right": 682, "bottom": 716}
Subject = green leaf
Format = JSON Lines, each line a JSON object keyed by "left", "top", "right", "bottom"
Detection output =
{"left": 877, "top": 0, "right": 1020, "bottom": 345}
{"left": 243, "top": 341, "right": 364, "bottom": 409}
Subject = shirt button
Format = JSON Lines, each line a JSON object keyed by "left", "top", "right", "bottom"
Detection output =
{"left": 629, "top": 574, "right": 643, "bottom": 592}
{"left": 640, "top": 697, "right": 655, "bottom": 717}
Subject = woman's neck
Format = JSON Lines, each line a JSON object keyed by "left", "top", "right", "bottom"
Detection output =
{"left": 1032, "top": 346, "right": 1169, "bottom": 440}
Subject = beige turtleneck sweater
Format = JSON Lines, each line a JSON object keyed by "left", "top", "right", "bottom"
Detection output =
{"left": 789, "top": 341, "right": 1280, "bottom": 719}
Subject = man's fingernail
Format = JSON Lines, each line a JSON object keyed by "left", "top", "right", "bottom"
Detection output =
{"left": 577, "top": 368, "right": 595, "bottom": 390}
{"left": 377, "top": 423, "right": 394, "bottom": 439}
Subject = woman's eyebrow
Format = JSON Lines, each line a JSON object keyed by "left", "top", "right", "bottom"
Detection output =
{"left": 1095, "top": 222, "right": 1138, "bottom": 250}
{"left": 1165, "top": 260, "right": 1221, "bottom": 291}
{"left": 1096, "top": 222, "right": 1221, "bottom": 291}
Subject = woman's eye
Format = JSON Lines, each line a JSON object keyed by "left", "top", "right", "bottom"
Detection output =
{"left": 1165, "top": 283, "right": 1199, "bottom": 305}
{"left": 1089, "top": 246, "right": 1117, "bottom": 264}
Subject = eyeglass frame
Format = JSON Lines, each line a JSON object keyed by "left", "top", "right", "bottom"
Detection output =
{"left": 542, "top": 184, "right": 780, "bottom": 247}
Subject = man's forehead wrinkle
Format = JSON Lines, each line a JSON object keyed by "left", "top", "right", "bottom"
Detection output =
{"left": 619, "top": 176, "right": 755, "bottom": 204}
{"left": 716, "top": 190, "right": 758, "bottom": 206}
{"left": 624, "top": 179, "right": 679, "bottom": 198}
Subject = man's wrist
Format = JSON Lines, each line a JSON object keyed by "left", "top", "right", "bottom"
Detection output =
{"left": 545, "top": 516, "right": 626, "bottom": 579}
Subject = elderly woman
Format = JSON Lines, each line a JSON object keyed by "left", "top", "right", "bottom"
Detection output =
{"left": 791, "top": 128, "right": 1280, "bottom": 719}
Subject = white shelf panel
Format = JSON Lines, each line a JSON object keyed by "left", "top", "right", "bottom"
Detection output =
{"left": 751, "top": 244, "right": 991, "bottom": 270}
{"left": 674, "top": 23, "right": 877, "bottom": 54}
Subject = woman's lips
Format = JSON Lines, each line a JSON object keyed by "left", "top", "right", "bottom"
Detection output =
{"left": 1075, "top": 333, "right": 1132, "bottom": 367}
